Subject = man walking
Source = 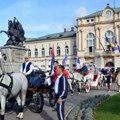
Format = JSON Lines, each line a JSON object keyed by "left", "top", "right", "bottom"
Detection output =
{"left": 55, "top": 65, "right": 68, "bottom": 120}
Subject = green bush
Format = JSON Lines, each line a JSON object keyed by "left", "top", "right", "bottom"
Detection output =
{"left": 67, "top": 94, "right": 110, "bottom": 120}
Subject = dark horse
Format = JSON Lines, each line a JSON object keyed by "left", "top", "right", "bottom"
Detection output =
{"left": 0, "top": 17, "right": 25, "bottom": 46}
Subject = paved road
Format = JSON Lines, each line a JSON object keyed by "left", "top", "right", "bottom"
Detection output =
{"left": 5, "top": 83, "right": 118, "bottom": 120}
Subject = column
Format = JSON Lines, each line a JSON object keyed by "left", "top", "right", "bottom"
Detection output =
{"left": 76, "top": 31, "right": 80, "bottom": 51}
{"left": 95, "top": 28, "right": 100, "bottom": 49}
{"left": 80, "top": 30, "right": 83, "bottom": 51}
{"left": 117, "top": 25, "right": 120, "bottom": 44}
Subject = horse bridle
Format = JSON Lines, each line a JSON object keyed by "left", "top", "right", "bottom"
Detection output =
{"left": 0, "top": 73, "right": 4, "bottom": 81}
{"left": 0, "top": 73, "right": 13, "bottom": 98}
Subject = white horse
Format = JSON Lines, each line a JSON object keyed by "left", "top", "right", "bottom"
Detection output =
{"left": 67, "top": 71, "right": 83, "bottom": 94}
{"left": 0, "top": 67, "right": 28, "bottom": 120}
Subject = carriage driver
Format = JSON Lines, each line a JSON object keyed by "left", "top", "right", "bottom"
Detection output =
{"left": 20, "top": 56, "right": 34, "bottom": 80}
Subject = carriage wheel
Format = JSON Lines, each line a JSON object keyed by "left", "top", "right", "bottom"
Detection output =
{"left": 25, "top": 90, "right": 33, "bottom": 106}
{"left": 97, "top": 81, "right": 101, "bottom": 90}
{"left": 85, "top": 83, "right": 90, "bottom": 93}
{"left": 29, "top": 93, "right": 44, "bottom": 113}
{"left": 48, "top": 90, "right": 56, "bottom": 107}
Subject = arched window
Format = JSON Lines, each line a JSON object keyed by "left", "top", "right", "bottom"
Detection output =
{"left": 105, "top": 31, "right": 114, "bottom": 50}
{"left": 87, "top": 33, "right": 95, "bottom": 52}
{"left": 49, "top": 47, "right": 52, "bottom": 56}
{"left": 73, "top": 45, "right": 77, "bottom": 55}
{"left": 42, "top": 48, "right": 45, "bottom": 56}
{"left": 35, "top": 48, "right": 38, "bottom": 57}
{"left": 65, "top": 45, "right": 69, "bottom": 55}
{"left": 57, "top": 46, "right": 60, "bottom": 56}
{"left": 28, "top": 49, "right": 31, "bottom": 57}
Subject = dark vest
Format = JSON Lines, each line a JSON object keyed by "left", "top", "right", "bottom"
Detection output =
{"left": 22, "top": 62, "right": 32, "bottom": 73}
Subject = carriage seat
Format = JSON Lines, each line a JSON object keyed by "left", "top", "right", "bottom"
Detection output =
{"left": 28, "top": 76, "right": 45, "bottom": 88}
{"left": 92, "top": 74, "right": 98, "bottom": 81}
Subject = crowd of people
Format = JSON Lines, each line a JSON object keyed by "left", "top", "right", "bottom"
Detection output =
{"left": 20, "top": 57, "right": 68, "bottom": 120}
{"left": 20, "top": 56, "right": 120, "bottom": 120}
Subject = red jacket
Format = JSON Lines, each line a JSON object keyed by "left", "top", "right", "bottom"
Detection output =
{"left": 63, "top": 70, "right": 69, "bottom": 79}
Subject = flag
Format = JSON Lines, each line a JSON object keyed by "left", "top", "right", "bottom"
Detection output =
{"left": 76, "top": 57, "right": 80, "bottom": 69}
{"left": 62, "top": 54, "right": 68, "bottom": 65}
{"left": 50, "top": 45, "right": 55, "bottom": 75}
{"left": 115, "top": 39, "right": 120, "bottom": 52}
{"left": 106, "top": 37, "right": 118, "bottom": 51}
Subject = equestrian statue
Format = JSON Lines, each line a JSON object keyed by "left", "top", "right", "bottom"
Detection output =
{"left": 0, "top": 17, "right": 25, "bottom": 46}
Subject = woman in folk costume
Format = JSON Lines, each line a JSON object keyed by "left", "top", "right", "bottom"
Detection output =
{"left": 115, "top": 71, "right": 120, "bottom": 92}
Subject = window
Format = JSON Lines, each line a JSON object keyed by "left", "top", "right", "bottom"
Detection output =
{"left": 73, "top": 45, "right": 77, "bottom": 55}
{"left": 57, "top": 46, "right": 60, "bottom": 56}
{"left": 65, "top": 45, "right": 69, "bottom": 55}
{"left": 105, "top": 31, "right": 114, "bottom": 51}
{"left": 42, "top": 48, "right": 45, "bottom": 56}
{"left": 28, "top": 49, "right": 31, "bottom": 57}
{"left": 48, "top": 65, "right": 50, "bottom": 68}
{"left": 91, "top": 19, "right": 94, "bottom": 22}
{"left": 35, "top": 48, "right": 38, "bottom": 57}
{"left": 49, "top": 47, "right": 52, "bottom": 56}
{"left": 87, "top": 19, "right": 89, "bottom": 22}
{"left": 73, "top": 64, "right": 76, "bottom": 67}
{"left": 86, "top": 33, "right": 95, "bottom": 52}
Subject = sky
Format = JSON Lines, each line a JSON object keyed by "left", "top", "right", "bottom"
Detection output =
{"left": 0, "top": 0, "right": 120, "bottom": 46}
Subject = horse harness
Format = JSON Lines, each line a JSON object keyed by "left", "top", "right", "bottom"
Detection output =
{"left": 0, "top": 73, "right": 13, "bottom": 98}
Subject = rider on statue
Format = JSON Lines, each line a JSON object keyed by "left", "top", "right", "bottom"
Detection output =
{"left": 0, "top": 17, "right": 25, "bottom": 46}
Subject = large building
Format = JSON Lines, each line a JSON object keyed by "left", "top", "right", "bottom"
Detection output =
{"left": 25, "top": 4, "right": 120, "bottom": 71}
{"left": 76, "top": 4, "right": 120, "bottom": 70}
{"left": 25, "top": 28, "right": 77, "bottom": 70}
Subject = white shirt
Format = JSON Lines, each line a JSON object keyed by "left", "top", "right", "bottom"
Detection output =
{"left": 20, "top": 61, "right": 34, "bottom": 75}
{"left": 54, "top": 74, "right": 63, "bottom": 94}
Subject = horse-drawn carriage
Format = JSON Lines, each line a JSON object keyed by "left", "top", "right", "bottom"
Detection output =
{"left": 5, "top": 70, "right": 55, "bottom": 114}
{"left": 67, "top": 63, "right": 102, "bottom": 93}
{"left": 82, "top": 74, "right": 101, "bottom": 93}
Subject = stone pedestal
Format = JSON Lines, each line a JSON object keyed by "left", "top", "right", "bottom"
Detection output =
{"left": 0, "top": 45, "right": 27, "bottom": 73}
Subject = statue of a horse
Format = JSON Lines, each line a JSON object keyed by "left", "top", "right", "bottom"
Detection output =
{"left": 0, "top": 65, "right": 28, "bottom": 120}
{"left": 0, "top": 17, "right": 25, "bottom": 46}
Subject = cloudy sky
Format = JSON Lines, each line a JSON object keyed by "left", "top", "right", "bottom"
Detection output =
{"left": 0, "top": 0, "right": 120, "bottom": 45}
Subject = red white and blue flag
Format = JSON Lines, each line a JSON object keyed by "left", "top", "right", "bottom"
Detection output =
{"left": 62, "top": 54, "right": 68, "bottom": 65}
{"left": 50, "top": 45, "right": 55, "bottom": 74}
{"left": 76, "top": 56, "right": 80, "bottom": 69}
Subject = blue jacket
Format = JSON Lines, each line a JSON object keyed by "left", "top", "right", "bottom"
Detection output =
{"left": 56, "top": 74, "right": 68, "bottom": 100}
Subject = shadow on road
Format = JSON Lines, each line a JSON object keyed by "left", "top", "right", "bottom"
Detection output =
{"left": 40, "top": 110, "right": 54, "bottom": 120}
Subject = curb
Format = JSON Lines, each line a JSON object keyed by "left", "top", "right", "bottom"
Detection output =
{"left": 65, "top": 106, "right": 74, "bottom": 120}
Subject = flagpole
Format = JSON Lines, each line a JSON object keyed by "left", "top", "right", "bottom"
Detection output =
{"left": 96, "top": 35, "right": 106, "bottom": 51}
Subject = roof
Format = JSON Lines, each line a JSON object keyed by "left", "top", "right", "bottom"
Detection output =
{"left": 77, "top": 7, "right": 120, "bottom": 20}
{"left": 25, "top": 31, "right": 76, "bottom": 42}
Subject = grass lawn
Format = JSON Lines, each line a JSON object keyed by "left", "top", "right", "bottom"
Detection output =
{"left": 95, "top": 93, "right": 120, "bottom": 120}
